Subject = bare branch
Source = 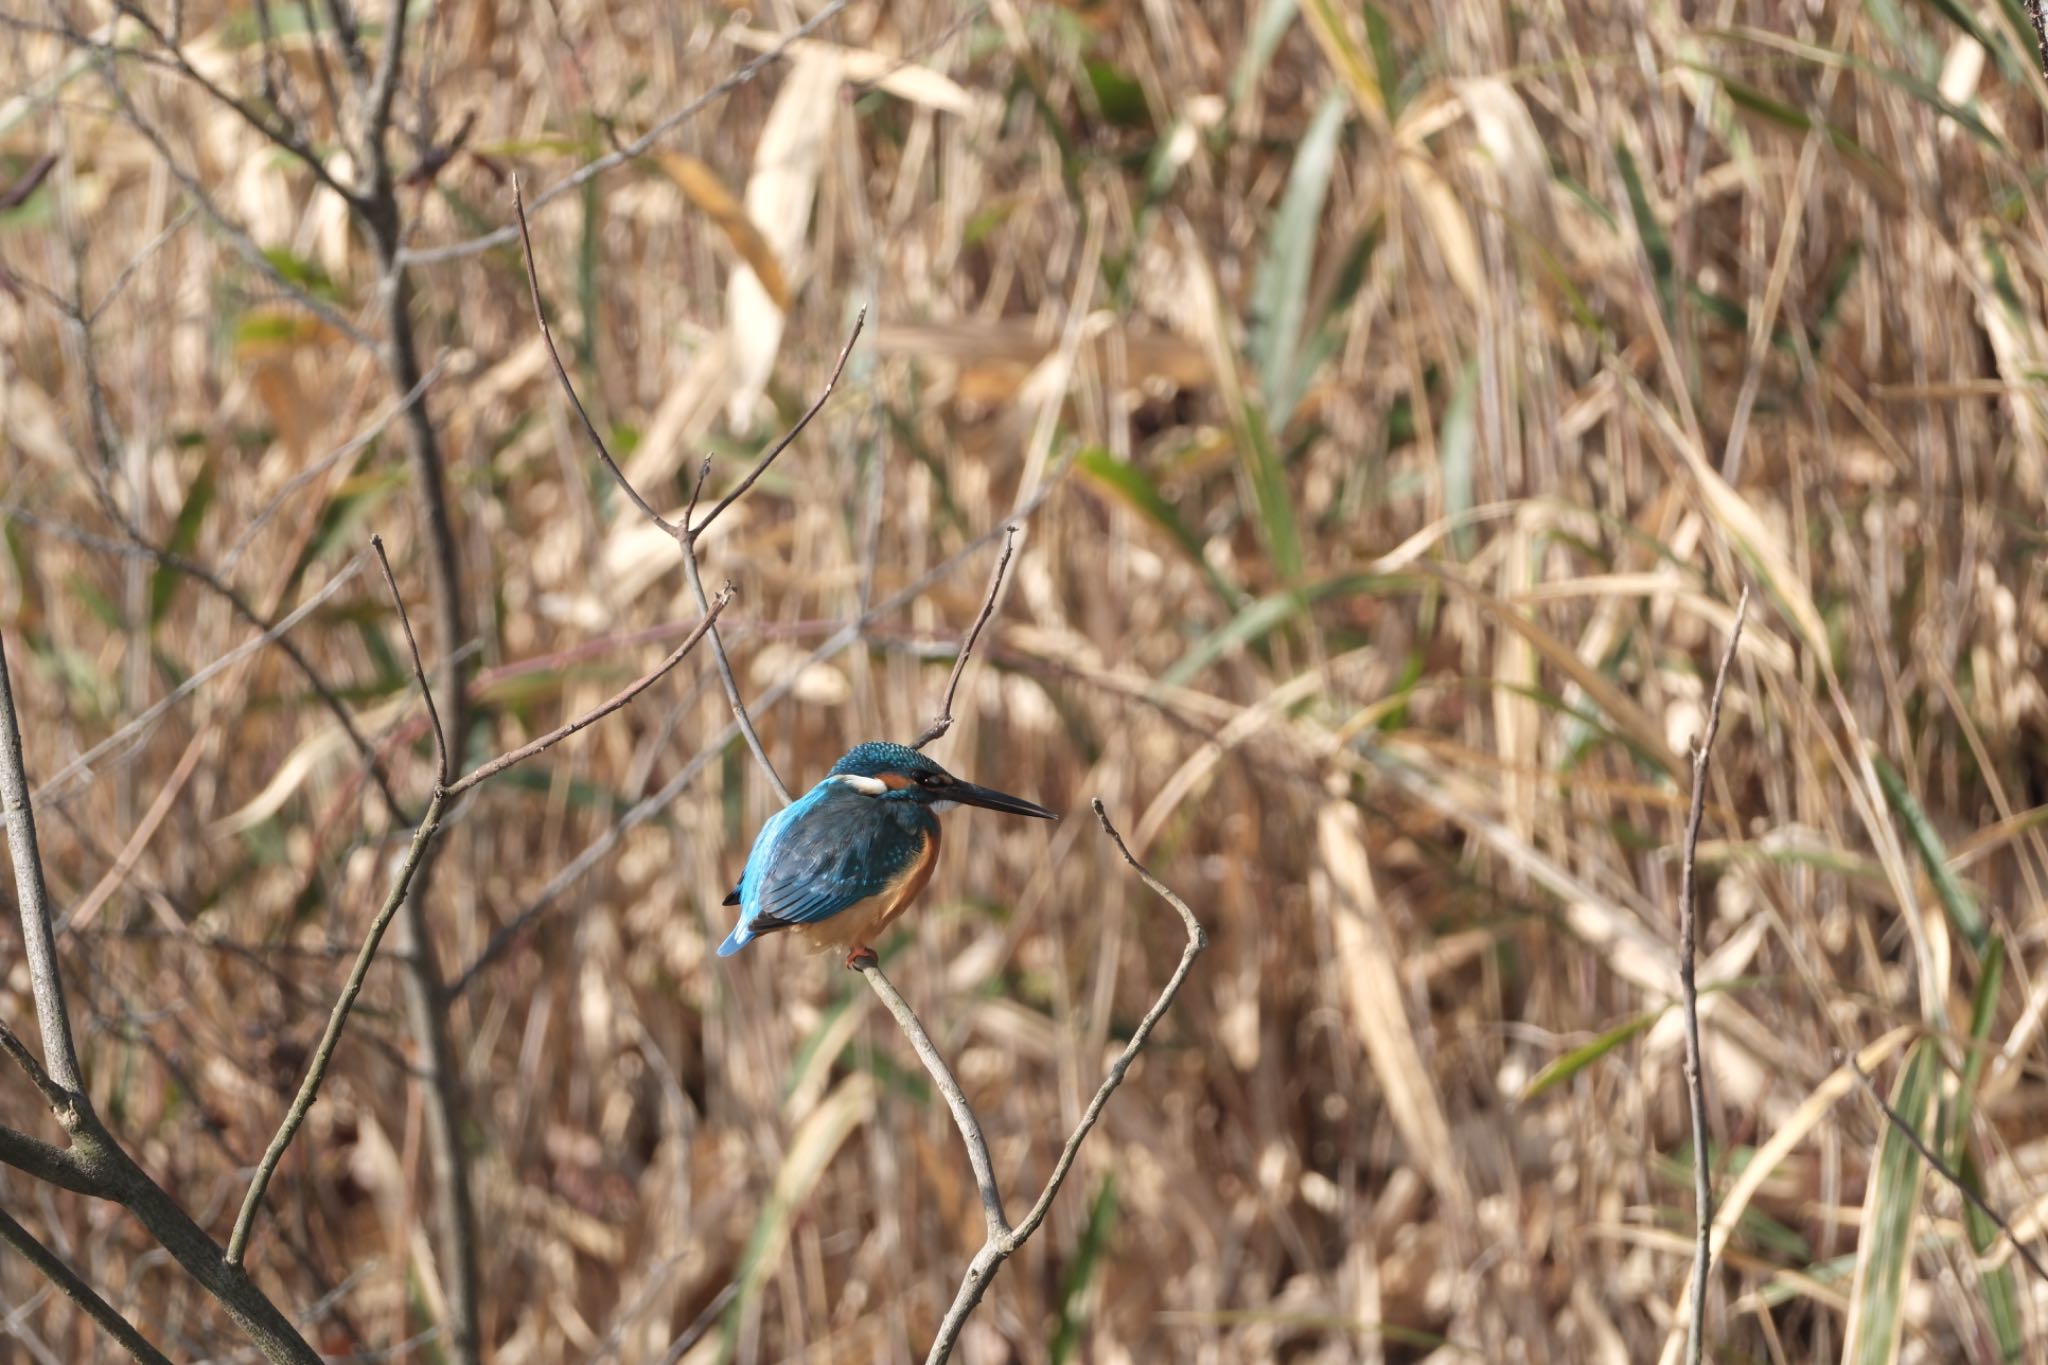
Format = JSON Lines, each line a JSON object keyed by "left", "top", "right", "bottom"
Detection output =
{"left": 107, "top": 2, "right": 360, "bottom": 207}
{"left": 448, "top": 486, "right": 1065, "bottom": 994}
{"left": 0, "top": 1125, "right": 101, "bottom": 1197}
{"left": 89, "top": 59, "right": 374, "bottom": 350}
{"left": 514, "top": 177, "right": 867, "bottom": 810}
{"left": 1678, "top": 584, "right": 1748, "bottom": 1365}
{"left": 0, "top": 1021, "right": 81, "bottom": 1126}
{"left": 898, "top": 799, "right": 1206, "bottom": 1363}
{"left": 0, "top": 1207, "right": 173, "bottom": 1365}
{"left": 853, "top": 964, "right": 1009, "bottom": 1239}
{"left": 512, "top": 177, "right": 675, "bottom": 536}
{"left": 690, "top": 308, "right": 866, "bottom": 540}
{"left": 1844, "top": 1051, "right": 2048, "bottom": 1285}
{"left": 371, "top": 533, "right": 450, "bottom": 788}
{"left": 0, "top": 636, "right": 84, "bottom": 1098}
{"left": 909, "top": 525, "right": 1020, "bottom": 750}
{"left": 445, "top": 584, "right": 734, "bottom": 797}
{"left": 363, "top": 0, "right": 413, "bottom": 159}
{"left": 225, "top": 788, "right": 445, "bottom": 1267}
{"left": 398, "top": 0, "right": 855, "bottom": 267}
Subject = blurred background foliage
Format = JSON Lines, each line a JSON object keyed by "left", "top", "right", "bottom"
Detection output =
{"left": 3, "top": 0, "right": 2048, "bottom": 1361}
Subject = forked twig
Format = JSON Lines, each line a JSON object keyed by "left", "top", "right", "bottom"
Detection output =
{"left": 1679, "top": 585, "right": 1748, "bottom": 1365}
{"left": 227, "top": 537, "right": 730, "bottom": 1267}
{"left": 513, "top": 176, "right": 866, "bottom": 808}
{"left": 857, "top": 801, "right": 1206, "bottom": 1363}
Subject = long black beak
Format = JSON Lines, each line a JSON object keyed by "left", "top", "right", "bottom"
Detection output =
{"left": 950, "top": 779, "right": 1058, "bottom": 820}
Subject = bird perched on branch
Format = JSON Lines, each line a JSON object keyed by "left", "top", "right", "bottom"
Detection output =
{"left": 717, "top": 741, "right": 1057, "bottom": 966}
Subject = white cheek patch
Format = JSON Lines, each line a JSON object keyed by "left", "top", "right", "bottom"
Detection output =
{"left": 834, "top": 774, "right": 888, "bottom": 796}
{"left": 929, "top": 799, "right": 959, "bottom": 812}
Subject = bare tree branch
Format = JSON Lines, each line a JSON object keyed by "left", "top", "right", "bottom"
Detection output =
{"left": 0, "top": 635, "right": 323, "bottom": 1362}
{"left": 445, "top": 586, "right": 734, "bottom": 798}
{"left": 372, "top": 534, "right": 450, "bottom": 787}
{"left": 1678, "top": 584, "right": 1747, "bottom": 1365}
{"left": 448, "top": 484, "right": 1064, "bottom": 995}
{"left": 227, "top": 789, "right": 446, "bottom": 1267}
{"left": 909, "top": 524, "right": 1019, "bottom": 750}
{"left": 0, "top": 1206, "right": 173, "bottom": 1365}
{"left": 228, "top": 538, "right": 732, "bottom": 1268}
{"left": 0, "top": 637, "right": 84, "bottom": 1097}
{"left": 934, "top": 803, "right": 1203, "bottom": 1360}
{"left": 512, "top": 177, "right": 866, "bottom": 809}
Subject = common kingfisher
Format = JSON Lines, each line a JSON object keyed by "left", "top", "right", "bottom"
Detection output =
{"left": 716, "top": 741, "right": 1057, "bottom": 965}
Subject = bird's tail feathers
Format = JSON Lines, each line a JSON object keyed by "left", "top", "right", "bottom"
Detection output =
{"left": 715, "top": 924, "right": 754, "bottom": 958}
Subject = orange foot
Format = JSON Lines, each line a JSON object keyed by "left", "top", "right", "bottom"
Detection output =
{"left": 844, "top": 945, "right": 879, "bottom": 970}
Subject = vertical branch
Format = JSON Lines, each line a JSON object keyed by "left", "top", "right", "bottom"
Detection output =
{"left": 0, "top": 637, "right": 83, "bottom": 1097}
{"left": 1679, "top": 586, "right": 1748, "bottom": 1365}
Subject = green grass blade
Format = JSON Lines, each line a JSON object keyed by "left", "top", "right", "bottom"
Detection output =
{"left": 1076, "top": 446, "right": 1241, "bottom": 606}
{"left": 1872, "top": 752, "right": 1989, "bottom": 954}
{"left": 1521, "top": 1007, "right": 1666, "bottom": 1100}
{"left": 150, "top": 457, "right": 216, "bottom": 626}
{"left": 1226, "top": 0, "right": 1300, "bottom": 114}
{"left": 1250, "top": 90, "right": 1347, "bottom": 428}
{"left": 1050, "top": 1175, "right": 1119, "bottom": 1363}
{"left": 1844, "top": 1038, "right": 1940, "bottom": 1365}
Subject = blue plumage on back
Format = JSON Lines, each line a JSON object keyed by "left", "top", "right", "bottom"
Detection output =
{"left": 716, "top": 741, "right": 1056, "bottom": 963}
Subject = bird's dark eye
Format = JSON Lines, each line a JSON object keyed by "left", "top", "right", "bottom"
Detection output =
{"left": 919, "top": 771, "right": 948, "bottom": 787}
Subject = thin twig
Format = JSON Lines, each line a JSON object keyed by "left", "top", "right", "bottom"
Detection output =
{"left": 372, "top": 534, "right": 450, "bottom": 787}
{"left": 853, "top": 965, "right": 1010, "bottom": 1238}
{"left": 0, "top": 1208, "right": 173, "bottom": 1365}
{"left": 512, "top": 176, "right": 675, "bottom": 536}
{"left": 229, "top": 536, "right": 447, "bottom": 1267}
{"left": 225, "top": 790, "right": 445, "bottom": 1267}
{"left": 1678, "top": 585, "right": 1748, "bottom": 1365}
{"left": 513, "top": 179, "right": 866, "bottom": 809}
{"left": 0, "top": 636, "right": 84, "bottom": 1097}
{"left": 689, "top": 309, "right": 866, "bottom": 540}
{"left": 398, "top": 0, "right": 854, "bottom": 267}
{"left": 890, "top": 800, "right": 1205, "bottom": 1363}
{"left": 909, "top": 525, "right": 1020, "bottom": 750}
{"left": 0, "top": 1021, "right": 81, "bottom": 1126}
{"left": 444, "top": 585, "right": 734, "bottom": 797}
{"left": 1843, "top": 1051, "right": 2048, "bottom": 1284}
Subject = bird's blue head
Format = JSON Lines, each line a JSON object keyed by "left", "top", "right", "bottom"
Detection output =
{"left": 828, "top": 741, "right": 1056, "bottom": 819}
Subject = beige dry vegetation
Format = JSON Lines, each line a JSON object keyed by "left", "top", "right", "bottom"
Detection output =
{"left": 3, "top": 0, "right": 2048, "bottom": 1361}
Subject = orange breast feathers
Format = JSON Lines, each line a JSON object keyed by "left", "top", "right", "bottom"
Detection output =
{"left": 795, "top": 822, "right": 943, "bottom": 952}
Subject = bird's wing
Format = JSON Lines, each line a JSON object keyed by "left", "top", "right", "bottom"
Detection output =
{"left": 744, "top": 785, "right": 923, "bottom": 929}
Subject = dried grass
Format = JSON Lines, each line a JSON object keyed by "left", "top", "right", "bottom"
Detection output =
{"left": 2, "top": 1, "right": 2047, "bottom": 1361}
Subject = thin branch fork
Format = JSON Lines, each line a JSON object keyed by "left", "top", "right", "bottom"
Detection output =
{"left": 224, "top": 535, "right": 731, "bottom": 1267}
{"left": 1678, "top": 584, "right": 1748, "bottom": 1365}
{"left": 512, "top": 176, "right": 866, "bottom": 810}
{"left": 858, "top": 801, "right": 1207, "bottom": 1364}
